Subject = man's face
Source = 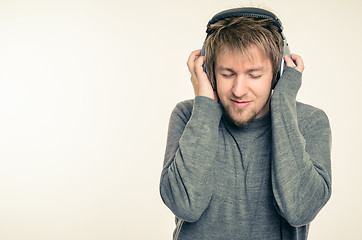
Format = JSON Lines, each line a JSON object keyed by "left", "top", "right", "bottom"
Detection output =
{"left": 215, "top": 45, "right": 274, "bottom": 126}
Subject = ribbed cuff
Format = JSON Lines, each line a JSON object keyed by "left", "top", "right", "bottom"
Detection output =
{"left": 275, "top": 67, "right": 302, "bottom": 97}
{"left": 191, "top": 96, "right": 223, "bottom": 125}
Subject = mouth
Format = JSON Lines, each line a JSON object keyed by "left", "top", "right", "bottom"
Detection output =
{"left": 231, "top": 99, "right": 252, "bottom": 108}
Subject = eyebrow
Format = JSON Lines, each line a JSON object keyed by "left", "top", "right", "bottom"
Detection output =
{"left": 217, "top": 66, "right": 265, "bottom": 73}
{"left": 217, "top": 67, "right": 236, "bottom": 73}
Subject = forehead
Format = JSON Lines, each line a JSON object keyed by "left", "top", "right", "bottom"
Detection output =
{"left": 215, "top": 45, "right": 271, "bottom": 70}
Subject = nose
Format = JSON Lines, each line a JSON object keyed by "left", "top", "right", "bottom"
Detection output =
{"left": 232, "top": 76, "right": 248, "bottom": 98}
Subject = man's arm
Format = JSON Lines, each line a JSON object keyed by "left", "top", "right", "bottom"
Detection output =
{"left": 159, "top": 97, "right": 222, "bottom": 222}
{"left": 159, "top": 50, "right": 221, "bottom": 222}
{"left": 270, "top": 55, "right": 332, "bottom": 227}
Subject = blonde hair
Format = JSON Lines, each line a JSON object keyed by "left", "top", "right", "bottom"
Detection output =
{"left": 205, "top": 16, "right": 283, "bottom": 89}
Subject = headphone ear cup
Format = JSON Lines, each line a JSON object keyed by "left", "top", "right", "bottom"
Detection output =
{"left": 200, "top": 41, "right": 217, "bottom": 91}
{"left": 272, "top": 40, "right": 290, "bottom": 89}
{"left": 201, "top": 41, "right": 206, "bottom": 56}
{"left": 200, "top": 42, "right": 209, "bottom": 76}
{"left": 273, "top": 71, "right": 281, "bottom": 89}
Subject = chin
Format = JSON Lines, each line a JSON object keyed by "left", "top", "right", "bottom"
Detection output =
{"left": 232, "top": 115, "right": 256, "bottom": 127}
{"left": 225, "top": 107, "right": 258, "bottom": 127}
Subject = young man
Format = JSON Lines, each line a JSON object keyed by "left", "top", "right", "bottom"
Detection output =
{"left": 160, "top": 7, "right": 332, "bottom": 240}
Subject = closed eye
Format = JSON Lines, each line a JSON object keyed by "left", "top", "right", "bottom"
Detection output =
{"left": 221, "top": 73, "right": 235, "bottom": 78}
{"left": 249, "top": 74, "right": 262, "bottom": 79}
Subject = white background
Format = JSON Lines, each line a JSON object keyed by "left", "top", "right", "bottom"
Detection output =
{"left": 0, "top": 0, "right": 361, "bottom": 239}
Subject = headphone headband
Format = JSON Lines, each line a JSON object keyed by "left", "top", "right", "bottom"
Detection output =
{"left": 206, "top": 7, "right": 284, "bottom": 36}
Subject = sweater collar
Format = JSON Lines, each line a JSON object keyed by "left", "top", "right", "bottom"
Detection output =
{"left": 222, "top": 111, "right": 271, "bottom": 131}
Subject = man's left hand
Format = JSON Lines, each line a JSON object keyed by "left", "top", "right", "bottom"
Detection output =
{"left": 284, "top": 54, "right": 304, "bottom": 74}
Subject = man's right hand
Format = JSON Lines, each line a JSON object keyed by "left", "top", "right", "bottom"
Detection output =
{"left": 187, "top": 49, "right": 218, "bottom": 102}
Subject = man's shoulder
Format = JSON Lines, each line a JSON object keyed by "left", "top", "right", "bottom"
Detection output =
{"left": 296, "top": 101, "right": 330, "bottom": 130}
{"left": 296, "top": 101, "right": 326, "bottom": 116}
{"left": 173, "top": 98, "right": 194, "bottom": 114}
{"left": 296, "top": 101, "right": 318, "bottom": 113}
{"left": 175, "top": 98, "right": 194, "bottom": 110}
{"left": 170, "top": 99, "right": 194, "bottom": 121}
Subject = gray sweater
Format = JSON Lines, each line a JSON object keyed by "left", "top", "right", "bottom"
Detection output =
{"left": 160, "top": 67, "right": 332, "bottom": 239}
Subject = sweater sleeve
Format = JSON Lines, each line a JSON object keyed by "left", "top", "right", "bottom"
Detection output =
{"left": 270, "top": 67, "right": 332, "bottom": 227}
{"left": 159, "top": 96, "right": 223, "bottom": 222}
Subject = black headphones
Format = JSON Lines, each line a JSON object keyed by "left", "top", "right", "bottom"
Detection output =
{"left": 201, "top": 7, "right": 290, "bottom": 89}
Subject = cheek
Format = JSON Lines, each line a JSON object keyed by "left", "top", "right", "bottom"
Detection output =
{"left": 216, "top": 80, "right": 229, "bottom": 97}
{"left": 251, "top": 79, "right": 272, "bottom": 98}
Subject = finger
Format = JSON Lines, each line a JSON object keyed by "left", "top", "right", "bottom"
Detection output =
{"left": 187, "top": 49, "right": 202, "bottom": 73}
{"left": 188, "top": 49, "right": 201, "bottom": 61}
{"left": 284, "top": 55, "right": 295, "bottom": 68}
{"left": 290, "top": 54, "right": 304, "bottom": 73}
{"left": 193, "top": 49, "right": 202, "bottom": 56}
